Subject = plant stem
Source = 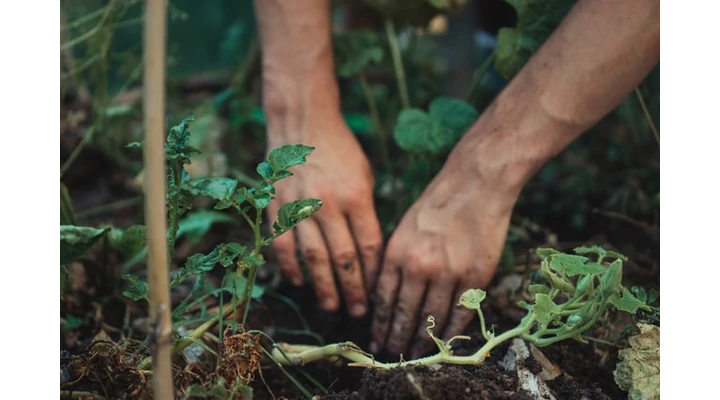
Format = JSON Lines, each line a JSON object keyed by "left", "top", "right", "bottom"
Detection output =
{"left": 74, "top": 196, "right": 143, "bottom": 219}
{"left": 138, "top": 302, "right": 236, "bottom": 371}
{"left": 465, "top": 50, "right": 497, "bottom": 103}
{"left": 634, "top": 87, "right": 659, "bottom": 145}
{"left": 271, "top": 315, "right": 537, "bottom": 369}
{"left": 358, "top": 72, "right": 390, "bottom": 169}
{"left": 385, "top": 19, "right": 410, "bottom": 109}
{"left": 241, "top": 209, "right": 265, "bottom": 325}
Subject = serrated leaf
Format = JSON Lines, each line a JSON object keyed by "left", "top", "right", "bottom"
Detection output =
{"left": 428, "top": 97, "right": 478, "bottom": 142}
{"left": 60, "top": 225, "right": 111, "bottom": 265}
{"left": 457, "top": 288, "right": 487, "bottom": 310}
{"left": 177, "top": 210, "right": 236, "bottom": 245}
{"left": 268, "top": 144, "right": 314, "bottom": 173}
{"left": 573, "top": 245, "right": 607, "bottom": 259}
{"left": 547, "top": 253, "right": 593, "bottom": 275}
{"left": 237, "top": 187, "right": 271, "bottom": 209}
{"left": 274, "top": 198, "right": 323, "bottom": 233}
{"left": 535, "top": 248, "right": 560, "bottom": 259}
{"left": 185, "top": 177, "right": 238, "bottom": 201}
{"left": 122, "top": 274, "right": 149, "bottom": 301}
{"left": 171, "top": 243, "right": 246, "bottom": 288}
{"left": 532, "top": 293, "right": 560, "bottom": 327}
{"left": 614, "top": 323, "right": 660, "bottom": 400}
{"left": 108, "top": 225, "right": 146, "bottom": 258}
{"left": 609, "top": 288, "right": 651, "bottom": 314}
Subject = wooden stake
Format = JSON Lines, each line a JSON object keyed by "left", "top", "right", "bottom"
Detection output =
{"left": 143, "top": 0, "right": 173, "bottom": 398}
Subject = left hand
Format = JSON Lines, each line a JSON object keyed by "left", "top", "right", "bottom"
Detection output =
{"left": 369, "top": 145, "right": 518, "bottom": 358}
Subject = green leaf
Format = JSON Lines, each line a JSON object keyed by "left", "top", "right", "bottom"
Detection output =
{"left": 268, "top": 144, "right": 314, "bottom": 174}
{"left": 573, "top": 245, "right": 607, "bottom": 259}
{"left": 457, "top": 288, "right": 487, "bottom": 310}
{"left": 532, "top": 293, "right": 561, "bottom": 327}
{"left": 171, "top": 243, "right": 246, "bottom": 288}
{"left": 273, "top": 198, "right": 323, "bottom": 233}
{"left": 613, "top": 323, "right": 660, "bottom": 400}
{"left": 535, "top": 248, "right": 560, "bottom": 259}
{"left": 609, "top": 288, "right": 651, "bottom": 314}
{"left": 428, "top": 97, "right": 479, "bottom": 142}
{"left": 528, "top": 284, "right": 550, "bottom": 295}
{"left": 549, "top": 253, "right": 605, "bottom": 276}
{"left": 494, "top": 0, "right": 576, "bottom": 79}
{"left": 334, "top": 29, "right": 385, "bottom": 77}
{"left": 108, "top": 225, "right": 146, "bottom": 258}
{"left": 224, "top": 271, "right": 265, "bottom": 300}
{"left": 256, "top": 161, "right": 274, "bottom": 181}
{"left": 122, "top": 274, "right": 149, "bottom": 301}
{"left": 237, "top": 187, "right": 271, "bottom": 209}
{"left": 185, "top": 177, "right": 238, "bottom": 202}
{"left": 177, "top": 210, "right": 237, "bottom": 245}
{"left": 393, "top": 108, "right": 439, "bottom": 154}
{"left": 60, "top": 225, "right": 111, "bottom": 265}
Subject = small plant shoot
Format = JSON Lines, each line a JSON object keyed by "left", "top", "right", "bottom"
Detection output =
{"left": 271, "top": 246, "right": 650, "bottom": 369}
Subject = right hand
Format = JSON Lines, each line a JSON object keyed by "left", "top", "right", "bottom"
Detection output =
{"left": 266, "top": 113, "right": 383, "bottom": 318}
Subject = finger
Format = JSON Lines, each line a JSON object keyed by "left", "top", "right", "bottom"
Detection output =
{"left": 348, "top": 203, "right": 384, "bottom": 291}
{"left": 316, "top": 213, "right": 368, "bottom": 317}
{"left": 296, "top": 219, "right": 339, "bottom": 312}
{"left": 384, "top": 276, "right": 427, "bottom": 356}
{"left": 266, "top": 201, "right": 303, "bottom": 286}
{"left": 409, "top": 279, "right": 455, "bottom": 358}
{"left": 369, "top": 262, "right": 401, "bottom": 354}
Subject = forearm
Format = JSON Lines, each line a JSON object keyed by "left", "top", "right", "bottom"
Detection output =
{"left": 253, "top": 0, "right": 343, "bottom": 143}
{"left": 462, "top": 0, "right": 660, "bottom": 194}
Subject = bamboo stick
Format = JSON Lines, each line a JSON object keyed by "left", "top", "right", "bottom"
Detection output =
{"left": 142, "top": 0, "right": 174, "bottom": 398}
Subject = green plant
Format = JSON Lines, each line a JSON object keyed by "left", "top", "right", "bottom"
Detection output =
{"left": 110, "top": 116, "right": 322, "bottom": 372}
{"left": 270, "top": 245, "right": 651, "bottom": 368}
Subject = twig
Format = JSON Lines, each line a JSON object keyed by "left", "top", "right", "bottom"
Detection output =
{"left": 385, "top": 19, "right": 410, "bottom": 109}
{"left": 75, "top": 196, "right": 143, "bottom": 219}
{"left": 465, "top": 50, "right": 497, "bottom": 102}
{"left": 143, "top": 0, "right": 174, "bottom": 398}
{"left": 592, "top": 208, "right": 659, "bottom": 238}
{"left": 60, "top": 126, "right": 96, "bottom": 178}
{"left": 634, "top": 88, "right": 659, "bottom": 145}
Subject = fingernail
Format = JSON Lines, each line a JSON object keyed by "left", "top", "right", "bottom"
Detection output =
{"left": 369, "top": 341, "right": 378, "bottom": 354}
{"left": 321, "top": 298, "right": 337, "bottom": 311}
{"left": 350, "top": 303, "right": 367, "bottom": 317}
{"left": 291, "top": 277, "right": 303, "bottom": 286}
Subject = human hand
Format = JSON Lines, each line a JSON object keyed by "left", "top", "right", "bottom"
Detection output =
{"left": 369, "top": 144, "right": 518, "bottom": 358}
{"left": 266, "top": 115, "right": 383, "bottom": 318}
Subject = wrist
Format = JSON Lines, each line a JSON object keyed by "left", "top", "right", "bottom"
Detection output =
{"left": 261, "top": 69, "right": 345, "bottom": 145}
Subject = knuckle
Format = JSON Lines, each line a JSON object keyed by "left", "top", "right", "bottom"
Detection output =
{"left": 302, "top": 248, "right": 329, "bottom": 265}
{"left": 358, "top": 241, "right": 382, "bottom": 259}
{"left": 331, "top": 250, "right": 358, "bottom": 270}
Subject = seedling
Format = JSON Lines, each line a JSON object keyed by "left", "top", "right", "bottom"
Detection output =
{"left": 271, "top": 245, "right": 651, "bottom": 368}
